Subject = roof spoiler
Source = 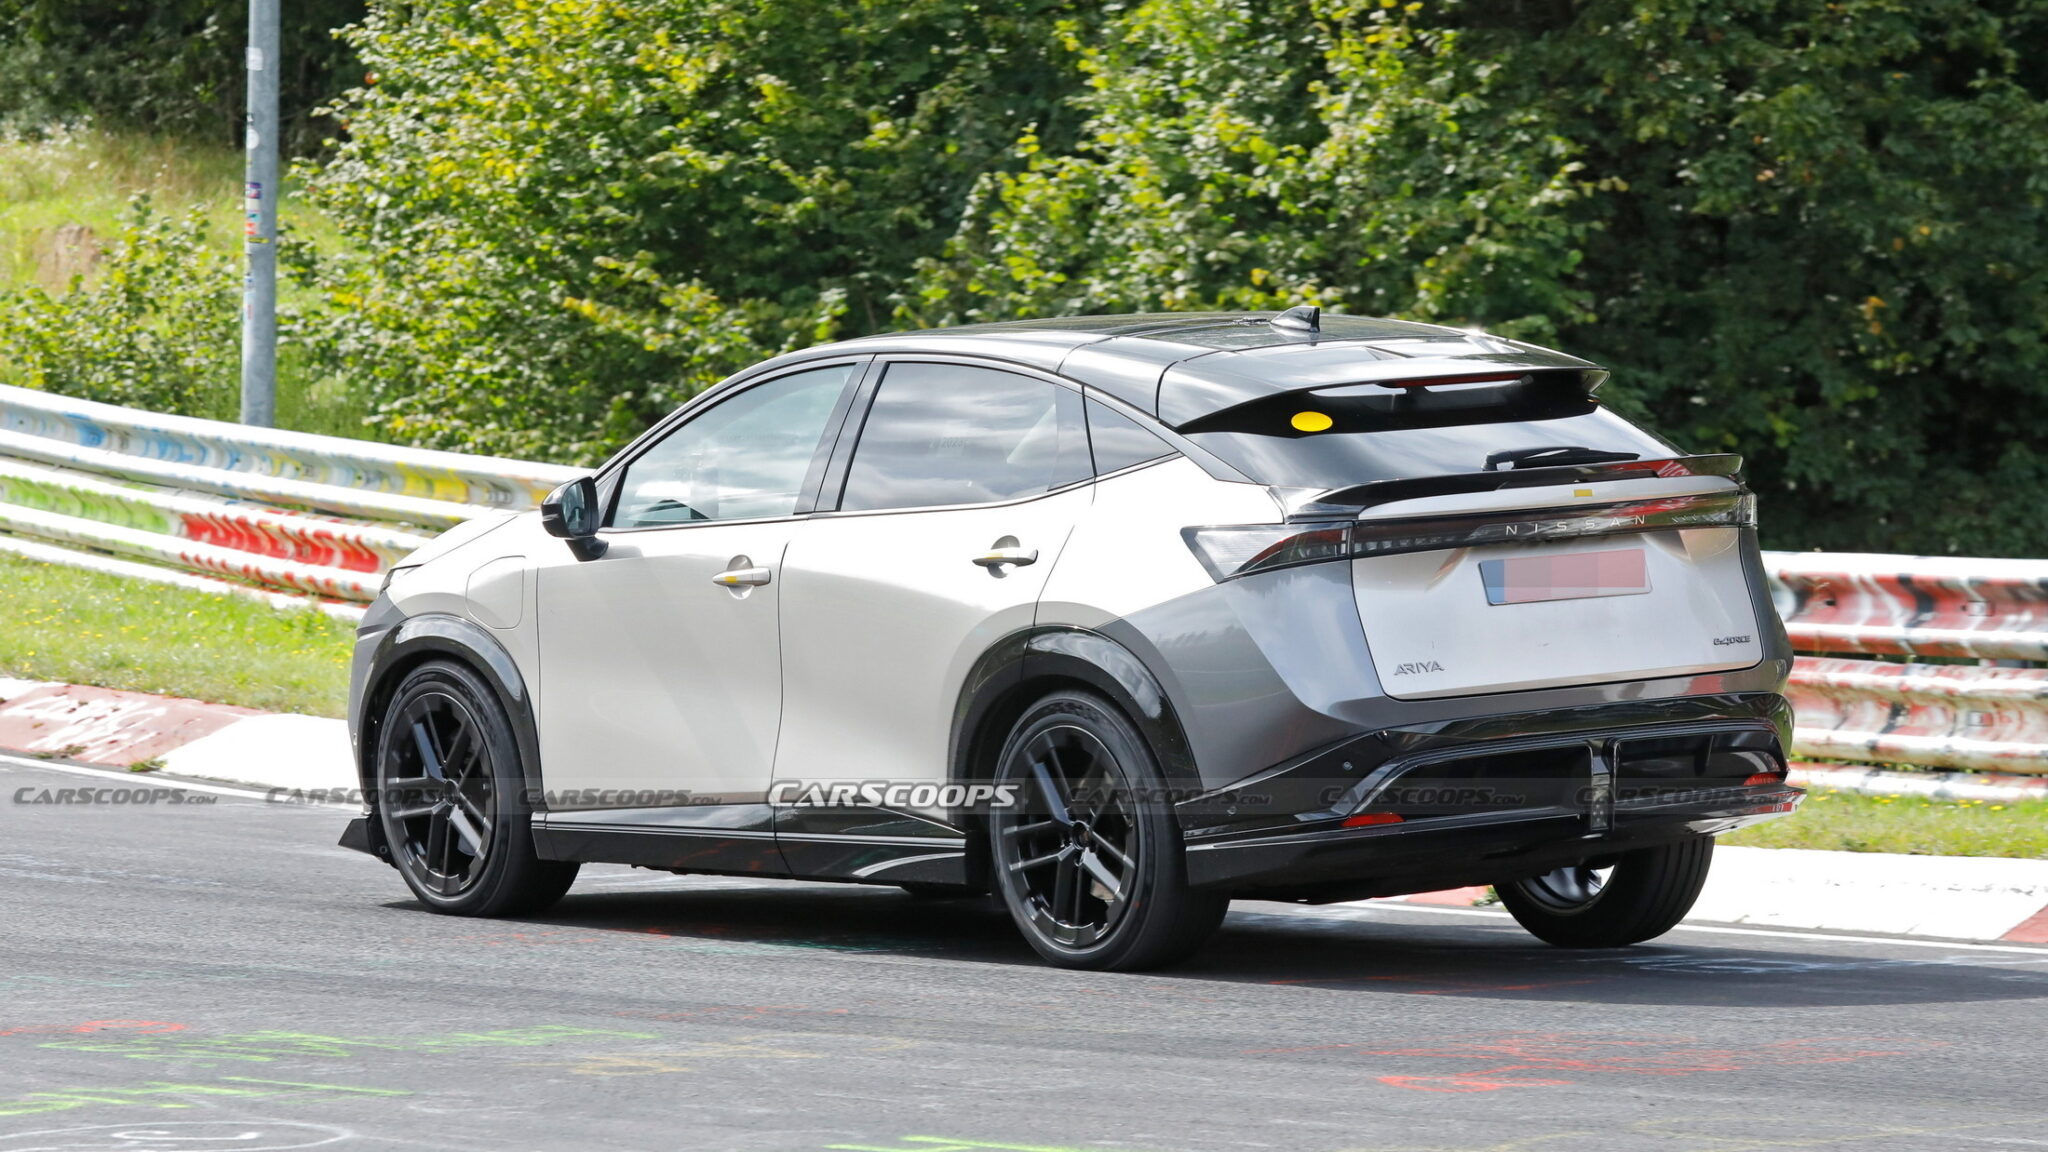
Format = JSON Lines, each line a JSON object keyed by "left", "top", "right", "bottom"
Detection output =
{"left": 1285, "top": 454, "right": 1745, "bottom": 520}
{"left": 1172, "top": 366, "right": 1609, "bottom": 436}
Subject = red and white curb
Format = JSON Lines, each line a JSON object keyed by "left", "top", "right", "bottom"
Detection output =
{"left": 0, "top": 678, "right": 351, "bottom": 792}
{"left": 4, "top": 678, "right": 2045, "bottom": 946}
{"left": 1376, "top": 848, "right": 2048, "bottom": 945}
{"left": 1790, "top": 760, "right": 2048, "bottom": 802}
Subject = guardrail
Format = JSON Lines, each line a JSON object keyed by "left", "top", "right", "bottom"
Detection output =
{"left": 0, "top": 384, "right": 579, "bottom": 511}
{"left": 0, "top": 385, "right": 2041, "bottom": 778}
{"left": 1767, "top": 552, "right": 2048, "bottom": 776}
{"left": 0, "top": 384, "right": 579, "bottom": 615}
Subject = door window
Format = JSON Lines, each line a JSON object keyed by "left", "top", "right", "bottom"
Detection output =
{"left": 609, "top": 364, "right": 853, "bottom": 528}
{"left": 838, "top": 363, "right": 1088, "bottom": 513}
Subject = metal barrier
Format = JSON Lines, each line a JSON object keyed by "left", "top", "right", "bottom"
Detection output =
{"left": 0, "top": 384, "right": 2041, "bottom": 779}
{"left": 0, "top": 384, "right": 579, "bottom": 511}
{"left": 1768, "top": 552, "right": 2048, "bottom": 775}
{"left": 0, "top": 458, "right": 431, "bottom": 572}
{"left": 0, "top": 385, "right": 575, "bottom": 611}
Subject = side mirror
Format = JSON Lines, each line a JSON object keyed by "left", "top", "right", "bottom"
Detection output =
{"left": 541, "top": 476, "right": 606, "bottom": 558}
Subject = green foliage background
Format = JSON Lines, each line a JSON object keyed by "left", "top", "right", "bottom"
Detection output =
{"left": 7, "top": 0, "right": 2048, "bottom": 556}
{"left": 0, "top": 0, "right": 366, "bottom": 151}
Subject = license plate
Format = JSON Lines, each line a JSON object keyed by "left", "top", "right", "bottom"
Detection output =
{"left": 1481, "top": 548, "right": 1649, "bottom": 605}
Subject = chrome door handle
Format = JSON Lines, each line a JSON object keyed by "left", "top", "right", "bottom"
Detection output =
{"left": 972, "top": 548, "right": 1038, "bottom": 569}
{"left": 712, "top": 558, "right": 773, "bottom": 588}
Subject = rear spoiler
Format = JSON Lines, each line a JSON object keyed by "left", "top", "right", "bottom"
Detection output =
{"left": 1286, "top": 454, "right": 1745, "bottom": 521}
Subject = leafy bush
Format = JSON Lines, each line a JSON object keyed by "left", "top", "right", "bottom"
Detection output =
{"left": 46, "top": 0, "right": 2031, "bottom": 556}
{"left": 917, "top": 0, "right": 2048, "bottom": 556}
{"left": 0, "top": 1, "right": 366, "bottom": 152}
{"left": 297, "top": 0, "right": 1088, "bottom": 463}
{"left": 0, "top": 197, "right": 240, "bottom": 417}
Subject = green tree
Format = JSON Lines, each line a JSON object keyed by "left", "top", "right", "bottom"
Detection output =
{"left": 298, "top": 0, "right": 1088, "bottom": 462}
{"left": 919, "top": 0, "right": 2048, "bottom": 556}
{"left": 0, "top": 198, "right": 239, "bottom": 416}
{"left": 0, "top": 1, "right": 366, "bottom": 151}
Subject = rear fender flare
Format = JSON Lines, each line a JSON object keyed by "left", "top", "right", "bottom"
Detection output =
{"left": 950, "top": 626, "right": 1200, "bottom": 793}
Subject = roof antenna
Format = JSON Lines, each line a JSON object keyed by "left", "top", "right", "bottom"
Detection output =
{"left": 1271, "top": 305, "right": 1320, "bottom": 333}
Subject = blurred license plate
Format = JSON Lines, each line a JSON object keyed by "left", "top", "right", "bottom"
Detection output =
{"left": 1481, "top": 549, "right": 1649, "bottom": 605}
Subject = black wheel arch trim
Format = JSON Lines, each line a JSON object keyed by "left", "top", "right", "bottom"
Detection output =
{"left": 950, "top": 625, "right": 1201, "bottom": 796}
{"left": 354, "top": 613, "right": 545, "bottom": 806}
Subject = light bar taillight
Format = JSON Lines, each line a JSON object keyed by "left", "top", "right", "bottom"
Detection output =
{"left": 1182, "top": 491, "right": 1754, "bottom": 582}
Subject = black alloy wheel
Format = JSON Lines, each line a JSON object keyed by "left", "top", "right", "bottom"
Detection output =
{"left": 1497, "top": 836, "right": 1715, "bottom": 948}
{"left": 989, "top": 690, "right": 1226, "bottom": 970}
{"left": 374, "top": 660, "right": 577, "bottom": 916}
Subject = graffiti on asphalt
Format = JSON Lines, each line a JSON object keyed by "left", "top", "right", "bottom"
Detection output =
{"left": 0, "top": 1078, "right": 405, "bottom": 1119}
{"left": 37, "top": 1026, "right": 655, "bottom": 1065}
{"left": 827, "top": 1141, "right": 1106, "bottom": 1152}
{"left": 0, "top": 1023, "right": 183, "bottom": 1039}
{"left": 521, "top": 1035, "right": 920, "bottom": 1075}
{"left": 0, "top": 1120, "right": 354, "bottom": 1150}
{"left": 1242, "top": 1031, "right": 1946, "bottom": 1093}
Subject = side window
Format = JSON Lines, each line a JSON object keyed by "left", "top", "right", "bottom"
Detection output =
{"left": 838, "top": 363, "right": 1088, "bottom": 513}
{"left": 609, "top": 364, "right": 853, "bottom": 528}
{"left": 1086, "top": 398, "right": 1176, "bottom": 476}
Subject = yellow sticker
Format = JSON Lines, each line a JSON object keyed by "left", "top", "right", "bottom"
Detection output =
{"left": 1574, "top": 488, "right": 1595, "bottom": 497}
{"left": 1291, "top": 411, "right": 1334, "bottom": 432}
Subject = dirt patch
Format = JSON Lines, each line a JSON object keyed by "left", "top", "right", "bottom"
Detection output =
{"left": 33, "top": 222, "right": 103, "bottom": 289}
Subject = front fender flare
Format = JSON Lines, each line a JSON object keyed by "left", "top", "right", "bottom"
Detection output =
{"left": 355, "top": 612, "right": 545, "bottom": 803}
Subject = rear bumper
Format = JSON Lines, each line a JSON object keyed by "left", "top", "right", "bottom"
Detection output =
{"left": 1176, "top": 691, "right": 1798, "bottom": 899}
{"left": 1187, "top": 783, "right": 1798, "bottom": 899}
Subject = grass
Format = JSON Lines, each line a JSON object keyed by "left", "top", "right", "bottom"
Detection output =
{"left": 3, "top": 539, "right": 2044, "bottom": 856}
{"left": 0, "top": 553, "right": 353, "bottom": 717}
{"left": 1722, "top": 788, "right": 2048, "bottom": 859}
{"left": 0, "top": 121, "right": 380, "bottom": 440}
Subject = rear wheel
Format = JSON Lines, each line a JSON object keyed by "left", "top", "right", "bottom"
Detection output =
{"left": 374, "top": 660, "right": 578, "bottom": 917}
{"left": 1498, "top": 836, "right": 1713, "bottom": 947}
{"left": 987, "top": 690, "right": 1226, "bottom": 971}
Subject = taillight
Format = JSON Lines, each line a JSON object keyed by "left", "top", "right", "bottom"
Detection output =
{"left": 1183, "top": 491, "right": 1754, "bottom": 582}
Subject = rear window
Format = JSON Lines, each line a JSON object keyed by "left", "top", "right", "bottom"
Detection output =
{"left": 1183, "top": 406, "right": 1678, "bottom": 490}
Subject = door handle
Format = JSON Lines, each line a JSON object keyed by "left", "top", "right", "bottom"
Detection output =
{"left": 972, "top": 548, "right": 1038, "bottom": 570}
{"left": 712, "top": 555, "right": 773, "bottom": 588}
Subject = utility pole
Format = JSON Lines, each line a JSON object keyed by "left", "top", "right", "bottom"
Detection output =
{"left": 240, "top": 0, "right": 280, "bottom": 427}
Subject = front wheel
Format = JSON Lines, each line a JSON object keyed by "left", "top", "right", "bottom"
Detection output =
{"left": 374, "top": 660, "right": 578, "bottom": 917}
{"left": 987, "top": 690, "right": 1226, "bottom": 971}
{"left": 1497, "top": 836, "right": 1713, "bottom": 948}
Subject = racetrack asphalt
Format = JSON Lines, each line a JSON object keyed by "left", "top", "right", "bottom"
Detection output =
{"left": 4, "top": 755, "right": 2047, "bottom": 1152}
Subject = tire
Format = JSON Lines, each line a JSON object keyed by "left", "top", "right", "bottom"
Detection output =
{"left": 1497, "top": 836, "right": 1714, "bottom": 948}
{"left": 373, "top": 660, "right": 578, "bottom": 917}
{"left": 986, "top": 690, "right": 1226, "bottom": 971}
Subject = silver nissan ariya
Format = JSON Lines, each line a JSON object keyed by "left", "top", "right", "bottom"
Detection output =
{"left": 341, "top": 309, "right": 1801, "bottom": 970}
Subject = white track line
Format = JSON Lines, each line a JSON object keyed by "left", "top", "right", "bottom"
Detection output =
{"left": 1312, "top": 899, "right": 2048, "bottom": 954}
{"left": 8, "top": 750, "right": 2041, "bottom": 954}
{"left": 0, "top": 751, "right": 353, "bottom": 806}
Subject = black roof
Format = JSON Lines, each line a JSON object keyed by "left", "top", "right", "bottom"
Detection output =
{"left": 776, "top": 312, "right": 1601, "bottom": 426}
